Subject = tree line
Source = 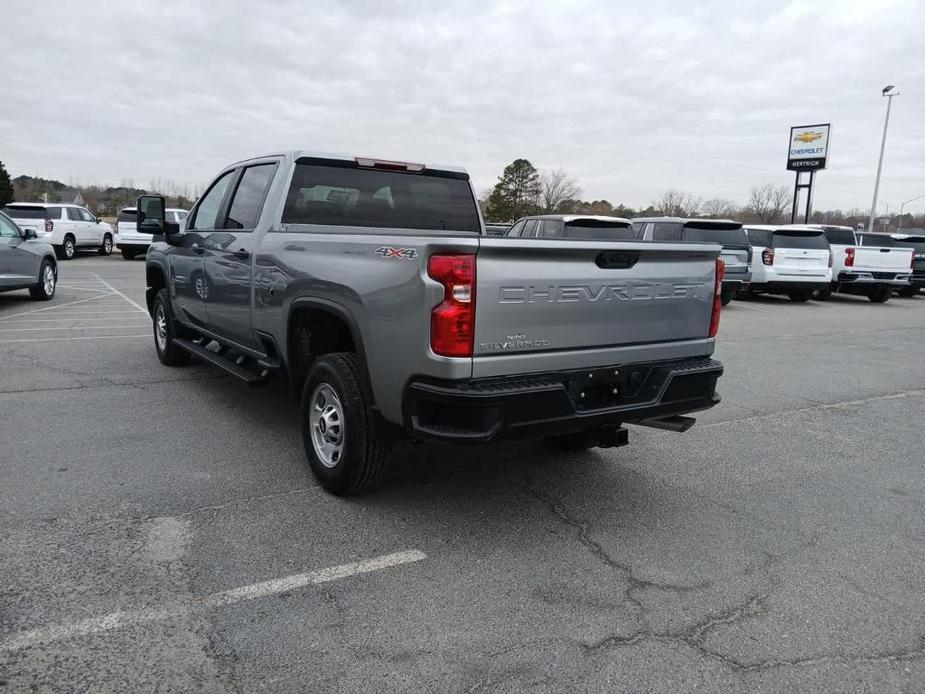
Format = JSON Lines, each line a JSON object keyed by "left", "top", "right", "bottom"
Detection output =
{"left": 0, "top": 162, "right": 198, "bottom": 215}
{"left": 482, "top": 158, "right": 925, "bottom": 230}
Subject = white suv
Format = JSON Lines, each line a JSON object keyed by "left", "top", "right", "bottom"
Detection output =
{"left": 116, "top": 207, "right": 188, "bottom": 259}
{"left": 743, "top": 225, "right": 832, "bottom": 302}
{"left": 3, "top": 203, "right": 114, "bottom": 260}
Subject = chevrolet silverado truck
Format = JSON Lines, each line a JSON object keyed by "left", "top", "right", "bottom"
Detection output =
{"left": 804, "top": 225, "right": 912, "bottom": 302}
{"left": 137, "top": 152, "right": 725, "bottom": 495}
{"left": 858, "top": 232, "right": 924, "bottom": 297}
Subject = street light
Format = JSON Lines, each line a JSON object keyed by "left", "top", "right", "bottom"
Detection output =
{"left": 898, "top": 193, "right": 925, "bottom": 231}
{"left": 868, "top": 85, "right": 899, "bottom": 233}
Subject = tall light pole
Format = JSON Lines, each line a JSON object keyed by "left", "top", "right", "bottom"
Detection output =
{"left": 898, "top": 193, "right": 925, "bottom": 231}
{"left": 868, "top": 85, "right": 899, "bottom": 233}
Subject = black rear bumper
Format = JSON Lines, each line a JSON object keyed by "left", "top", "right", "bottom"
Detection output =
{"left": 403, "top": 356, "right": 723, "bottom": 443}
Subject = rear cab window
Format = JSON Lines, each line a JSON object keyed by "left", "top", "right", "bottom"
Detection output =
{"left": 859, "top": 233, "right": 894, "bottom": 247}
{"left": 771, "top": 231, "right": 829, "bottom": 249}
{"left": 282, "top": 159, "right": 481, "bottom": 233}
{"left": 822, "top": 227, "right": 856, "bottom": 245}
{"left": 682, "top": 224, "right": 748, "bottom": 246}
{"left": 652, "top": 222, "right": 683, "bottom": 241}
{"left": 118, "top": 210, "right": 138, "bottom": 224}
{"left": 745, "top": 228, "right": 772, "bottom": 247}
{"left": 563, "top": 220, "right": 636, "bottom": 240}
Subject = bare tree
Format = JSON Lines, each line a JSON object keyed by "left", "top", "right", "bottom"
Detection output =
{"left": 652, "top": 190, "right": 701, "bottom": 217}
{"left": 540, "top": 168, "right": 582, "bottom": 213}
{"left": 701, "top": 198, "right": 737, "bottom": 218}
{"left": 748, "top": 183, "right": 792, "bottom": 223}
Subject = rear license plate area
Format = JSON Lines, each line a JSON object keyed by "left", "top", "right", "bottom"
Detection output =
{"left": 565, "top": 365, "right": 651, "bottom": 410}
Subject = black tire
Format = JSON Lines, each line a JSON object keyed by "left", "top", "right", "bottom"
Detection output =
{"left": 867, "top": 286, "right": 891, "bottom": 303}
{"left": 121, "top": 248, "right": 137, "bottom": 260}
{"left": 301, "top": 352, "right": 390, "bottom": 496}
{"left": 28, "top": 259, "right": 56, "bottom": 301}
{"left": 98, "top": 233, "right": 113, "bottom": 256}
{"left": 55, "top": 235, "right": 76, "bottom": 260}
{"left": 814, "top": 286, "right": 833, "bottom": 301}
{"left": 544, "top": 431, "right": 595, "bottom": 451}
{"left": 897, "top": 285, "right": 918, "bottom": 298}
{"left": 152, "top": 288, "right": 191, "bottom": 366}
{"left": 720, "top": 290, "right": 735, "bottom": 307}
{"left": 788, "top": 291, "right": 811, "bottom": 303}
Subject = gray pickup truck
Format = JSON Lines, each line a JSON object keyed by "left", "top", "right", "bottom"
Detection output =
{"left": 138, "top": 152, "right": 725, "bottom": 494}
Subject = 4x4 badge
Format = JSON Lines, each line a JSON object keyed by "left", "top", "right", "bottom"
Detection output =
{"left": 375, "top": 247, "right": 417, "bottom": 260}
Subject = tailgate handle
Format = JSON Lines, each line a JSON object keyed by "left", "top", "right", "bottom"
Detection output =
{"left": 596, "top": 251, "right": 639, "bottom": 269}
{"left": 880, "top": 248, "right": 890, "bottom": 253}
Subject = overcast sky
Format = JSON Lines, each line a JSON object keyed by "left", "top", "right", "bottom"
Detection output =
{"left": 4, "top": 0, "right": 924, "bottom": 213}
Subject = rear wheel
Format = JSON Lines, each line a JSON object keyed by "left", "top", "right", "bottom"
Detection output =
{"left": 897, "top": 285, "right": 918, "bottom": 298}
{"left": 55, "top": 235, "right": 76, "bottom": 260}
{"left": 152, "top": 288, "right": 191, "bottom": 366}
{"left": 29, "top": 260, "right": 56, "bottom": 301}
{"left": 121, "top": 248, "right": 137, "bottom": 260}
{"left": 301, "top": 352, "right": 390, "bottom": 496}
{"left": 788, "top": 291, "right": 812, "bottom": 303}
{"left": 98, "top": 233, "right": 113, "bottom": 255}
{"left": 867, "top": 286, "right": 891, "bottom": 303}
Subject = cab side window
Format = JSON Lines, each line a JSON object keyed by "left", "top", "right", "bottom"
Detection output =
{"left": 652, "top": 223, "right": 682, "bottom": 241}
{"left": 538, "top": 219, "right": 564, "bottom": 238}
{"left": 521, "top": 219, "right": 539, "bottom": 238}
{"left": 225, "top": 164, "right": 277, "bottom": 231}
{"left": 189, "top": 171, "right": 235, "bottom": 231}
{"left": 67, "top": 208, "right": 82, "bottom": 221}
{"left": 78, "top": 208, "right": 96, "bottom": 222}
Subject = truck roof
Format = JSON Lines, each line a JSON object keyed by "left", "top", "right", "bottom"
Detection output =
{"left": 229, "top": 151, "right": 469, "bottom": 177}
{"left": 526, "top": 214, "right": 633, "bottom": 224}
{"left": 6, "top": 202, "right": 85, "bottom": 208}
{"left": 745, "top": 224, "right": 822, "bottom": 233}
{"left": 632, "top": 216, "right": 740, "bottom": 226}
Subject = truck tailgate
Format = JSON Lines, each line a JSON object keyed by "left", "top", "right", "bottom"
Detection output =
{"left": 473, "top": 238, "right": 719, "bottom": 363}
{"left": 854, "top": 246, "right": 913, "bottom": 272}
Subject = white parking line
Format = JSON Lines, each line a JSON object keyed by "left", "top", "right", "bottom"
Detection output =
{"left": 92, "top": 274, "right": 148, "bottom": 314}
{"left": 0, "top": 293, "right": 116, "bottom": 321}
{"left": 0, "top": 549, "right": 426, "bottom": 652}
{"left": 0, "top": 335, "right": 149, "bottom": 343}
{"left": 0, "top": 317, "right": 150, "bottom": 324}
{"left": 0, "top": 325, "right": 150, "bottom": 332}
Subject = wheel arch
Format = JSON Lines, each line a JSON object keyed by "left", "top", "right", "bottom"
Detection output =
{"left": 285, "top": 297, "right": 375, "bottom": 407}
{"left": 145, "top": 261, "right": 168, "bottom": 315}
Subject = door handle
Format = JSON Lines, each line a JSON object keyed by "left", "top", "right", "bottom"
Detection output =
{"left": 233, "top": 249, "right": 250, "bottom": 260}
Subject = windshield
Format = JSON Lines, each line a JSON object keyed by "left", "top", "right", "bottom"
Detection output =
{"left": 3, "top": 205, "right": 48, "bottom": 220}
{"left": 563, "top": 220, "right": 636, "bottom": 240}
{"left": 771, "top": 231, "right": 828, "bottom": 249}
{"left": 282, "top": 161, "right": 481, "bottom": 233}
{"left": 684, "top": 227, "right": 748, "bottom": 245}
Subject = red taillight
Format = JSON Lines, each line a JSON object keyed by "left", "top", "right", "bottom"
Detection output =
{"left": 845, "top": 247, "right": 855, "bottom": 267}
{"left": 428, "top": 254, "right": 476, "bottom": 357}
{"left": 709, "top": 259, "right": 724, "bottom": 338}
{"left": 45, "top": 219, "right": 54, "bottom": 233}
{"left": 762, "top": 248, "right": 774, "bottom": 266}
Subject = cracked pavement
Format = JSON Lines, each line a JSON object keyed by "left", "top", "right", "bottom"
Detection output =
{"left": 1, "top": 257, "right": 924, "bottom": 692}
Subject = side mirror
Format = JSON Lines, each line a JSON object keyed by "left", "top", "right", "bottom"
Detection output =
{"left": 22, "top": 228, "right": 37, "bottom": 240}
{"left": 137, "top": 195, "right": 167, "bottom": 234}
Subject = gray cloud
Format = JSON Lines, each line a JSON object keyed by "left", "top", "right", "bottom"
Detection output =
{"left": 5, "top": 0, "right": 924, "bottom": 212}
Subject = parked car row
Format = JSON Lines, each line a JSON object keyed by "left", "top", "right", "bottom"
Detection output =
{"left": 1, "top": 203, "right": 189, "bottom": 261}
{"left": 494, "top": 215, "right": 918, "bottom": 304}
{"left": 0, "top": 208, "right": 58, "bottom": 300}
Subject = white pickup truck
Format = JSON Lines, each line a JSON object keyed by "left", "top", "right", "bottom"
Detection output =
{"left": 806, "top": 225, "right": 912, "bottom": 303}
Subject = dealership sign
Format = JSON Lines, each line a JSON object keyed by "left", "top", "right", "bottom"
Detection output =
{"left": 787, "top": 124, "right": 831, "bottom": 171}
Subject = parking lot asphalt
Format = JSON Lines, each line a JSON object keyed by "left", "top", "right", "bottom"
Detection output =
{"left": 1, "top": 255, "right": 924, "bottom": 693}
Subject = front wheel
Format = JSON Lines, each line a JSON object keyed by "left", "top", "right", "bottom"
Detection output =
{"left": 867, "top": 286, "right": 891, "bottom": 303}
{"left": 788, "top": 291, "right": 812, "bottom": 303}
{"left": 98, "top": 234, "right": 113, "bottom": 256}
{"left": 29, "top": 260, "right": 56, "bottom": 301}
{"left": 152, "top": 288, "right": 191, "bottom": 366}
{"left": 302, "top": 352, "right": 390, "bottom": 496}
{"left": 121, "top": 248, "right": 137, "bottom": 260}
{"left": 897, "top": 285, "right": 918, "bottom": 298}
